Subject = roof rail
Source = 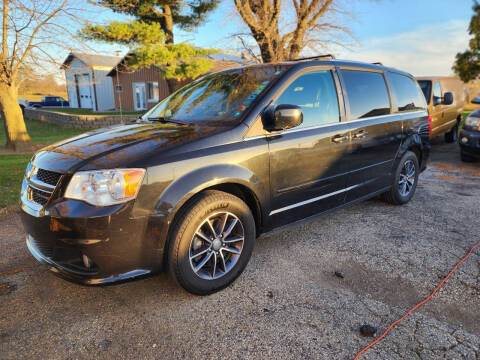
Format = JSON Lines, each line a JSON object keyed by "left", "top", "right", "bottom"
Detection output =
{"left": 372, "top": 62, "right": 383, "bottom": 66}
{"left": 291, "top": 54, "right": 336, "bottom": 62}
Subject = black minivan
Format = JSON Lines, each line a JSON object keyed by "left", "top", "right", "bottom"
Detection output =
{"left": 21, "top": 57, "right": 430, "bottom": 294}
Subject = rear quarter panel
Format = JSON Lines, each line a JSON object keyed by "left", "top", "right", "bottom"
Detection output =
{"left": 399, "top": 111, "right": 430, "bottom": 170}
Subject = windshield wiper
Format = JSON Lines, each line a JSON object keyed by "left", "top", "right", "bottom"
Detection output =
{"left": 146, "top": 117, "right": 188, "bottom": 125}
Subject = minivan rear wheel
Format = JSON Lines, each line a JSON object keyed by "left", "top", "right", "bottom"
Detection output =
{"left": 381, "top": 151, "right": 419, "bottom": 205}
{"left": 168, "top": 190, "right": 255, "bottom": 295}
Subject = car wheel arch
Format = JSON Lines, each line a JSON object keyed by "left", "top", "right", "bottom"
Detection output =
{"left": 395, "top": 134, "right": 424, "bottom": 172}
{"left": 159, "top": 180, "right": 264, "bottom": 270}
{"left": 153, "top": 164, "right": 267, "bottom": 239}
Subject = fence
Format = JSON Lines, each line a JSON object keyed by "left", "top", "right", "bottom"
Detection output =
{"left": 24, "top": 109, "right": 139, "bottom": 129}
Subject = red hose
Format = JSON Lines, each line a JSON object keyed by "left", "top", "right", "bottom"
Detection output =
{"left": 354, "top": 240, "right": 480, "bottom": 359}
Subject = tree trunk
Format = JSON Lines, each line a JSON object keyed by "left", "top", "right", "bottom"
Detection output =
{"left": 253, "top": 32, "right": 275, "bottom": 63}
{"left": 0, "top": 82, "right": 31, "bottom": 151}
{"left": 163, "top": 5, "right": 180, "bottom": 93}
{"left": 163, "top": 5, "right": 174, "bottom": 44}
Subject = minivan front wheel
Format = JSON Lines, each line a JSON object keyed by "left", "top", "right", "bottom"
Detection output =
{"left": 168, "top": 190, "right": 255, "bottom": 295}
{"left": 382, "top": 151, "right": 419, "bottom": 205}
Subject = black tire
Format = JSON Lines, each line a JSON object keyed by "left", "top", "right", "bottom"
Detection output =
{"left": 168, "top": 190, "right": 255, "bottom": 295}
{"left": 445, "top": 124, "right": 458, "bottom": 143}
{"left": 461, "top": 149, "right": 476, "bottom": 162}
{"left": 381, "top": 151, "right": 419, "bottom": 205}
{"left": 20, "top": 105, "right": 25, "bottom": 115}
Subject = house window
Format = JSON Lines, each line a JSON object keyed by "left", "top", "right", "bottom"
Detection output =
{"left": 147, "top": 82, "right": 159, "bottom": 102}
{"left": 115, "top": 84, "right": 123, "bottom": 93}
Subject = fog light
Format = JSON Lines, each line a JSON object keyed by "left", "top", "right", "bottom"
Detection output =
{"left": 461, "top": 137, "right": 469, "bottom": 144}
{"left": 82, "top": 254, "right": 92, "bottom": 269}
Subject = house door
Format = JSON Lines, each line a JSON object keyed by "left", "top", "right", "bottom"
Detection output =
{"left": 77, "top": 74, "right": 93, "bottom": 109}
{"left": 133, "top": 83, "right": 147, "bottom": 111}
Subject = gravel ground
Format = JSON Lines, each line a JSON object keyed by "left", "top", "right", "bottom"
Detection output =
{"left": 1, "top": 141, "right": 479, "bottom": 360}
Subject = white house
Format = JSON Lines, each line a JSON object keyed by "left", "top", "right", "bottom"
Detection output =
{"left": 62, "top": 52, "right": 122, "bottom": 111}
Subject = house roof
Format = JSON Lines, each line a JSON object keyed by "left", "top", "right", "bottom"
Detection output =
{"left": 106, "top": 53, "right": 243, "bottom": 77}
{"left": 208, "top": 59, "right": 244, "bottom": 73}
{"left": 62, "top": 52, "right": 123, "bottom": 69}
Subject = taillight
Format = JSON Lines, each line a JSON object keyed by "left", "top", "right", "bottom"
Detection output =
{"left": 428, "top": 115, "right": 432, "bottom": 138}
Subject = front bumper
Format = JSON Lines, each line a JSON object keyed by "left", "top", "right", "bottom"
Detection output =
{"left": 21, "top": 197, "right": 166, "bottom": 285}
{"left": 459, "top": 128, "right": 480, "bottom": 157}
{"left": 26, "top": 235, "right": 151, "bottom": 284}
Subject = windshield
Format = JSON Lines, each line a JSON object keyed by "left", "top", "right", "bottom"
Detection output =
{"left": 142, "top": 65, "right": 289, "bottom": 125}
{"left": 418, "top": 80, "right": 432, "bottom": 104}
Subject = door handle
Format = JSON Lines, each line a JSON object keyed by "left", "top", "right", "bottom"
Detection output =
{"left": 331, "top": 134, "right": 348, "bottom": 143}
{"left": 353, "top": 130, "right": 368, "bottom": 139}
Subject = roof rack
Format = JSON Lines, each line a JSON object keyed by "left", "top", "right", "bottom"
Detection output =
{"left": 372, "top": 62, "right": 383, "bottom": 66}
{"left": 291, "top": 54, "right": 336, "bottom": 62}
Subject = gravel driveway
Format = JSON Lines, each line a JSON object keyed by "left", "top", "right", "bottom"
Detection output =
{"left": 1, "top": 141, "right": 479, "bottom": 360}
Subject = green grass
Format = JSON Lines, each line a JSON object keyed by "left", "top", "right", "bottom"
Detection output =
{"left": 0, "top": 118, "right": 90, "bottom": 210}
{"left": 0, "top": 154, "right": 32, "bottom": 209}
{"left": 0, "top": 118, "right": 87, "bottom": 147}
{"left": 47, "top": 108, "right": 145, "bottom": 116}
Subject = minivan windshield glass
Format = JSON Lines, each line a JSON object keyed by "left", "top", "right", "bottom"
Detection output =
{"left": 418, "top": 80, "right": 432, "bottom": 104}
{"left": 142, "top": 65, "right": 289, "bottom": 125}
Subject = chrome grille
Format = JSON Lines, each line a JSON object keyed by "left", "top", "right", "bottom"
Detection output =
{"left": 29, "top": 187, "right": 51, "bottom": 205}
{"left": 24, "top": 165, "right": 63, "bottom": 207}
{"left": 36, "top": 168, "right": 62, "bottom": 186}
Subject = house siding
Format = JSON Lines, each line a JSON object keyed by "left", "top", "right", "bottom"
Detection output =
{"left": 65, "top": 58, "right": 91, "bottom": 109}
{"left": 112, "top": 66, "right": 170, "bottom": 111}
{"left": 93, "top": 68, "right": 115, "bottom": 111}
{"left": 64, "top": 57, "right": 118, "bottom": 112}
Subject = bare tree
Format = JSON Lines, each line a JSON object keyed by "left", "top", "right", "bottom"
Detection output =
{"left": 233, "top": 0, "right": 349, "bottom": 63}
{"left": 0, "top": 0, "right": 84, "bottom": 151}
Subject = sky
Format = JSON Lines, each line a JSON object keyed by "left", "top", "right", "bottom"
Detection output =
{"left": 77, "top": 0, "right": 474, "bottom": 77}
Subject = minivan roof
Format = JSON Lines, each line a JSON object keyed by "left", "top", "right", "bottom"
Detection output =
{"left": 219, "top": 58, "right": 414, "bottom": 79}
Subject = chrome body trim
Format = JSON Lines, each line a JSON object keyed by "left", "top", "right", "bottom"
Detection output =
{"left": 269, "top": 183, "right": 361, "bottom": 216}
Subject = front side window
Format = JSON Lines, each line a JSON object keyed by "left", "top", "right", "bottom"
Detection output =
{"left": 433, "top": 81, "right": 442, "bottom": 104}
{"left": 147, "top": 82, "right": 159, "bottom": 101}
{"left": 387, "top": 73, "right": 427, "bottom": 112}
{"left": 144, "top": 65, "right": 289, "bottom": 125}
{"left": 275, "top": 70, "right": 339, "bottom": 128}
{"left": 341, "top": 70, "right": 391, "bottom": 120}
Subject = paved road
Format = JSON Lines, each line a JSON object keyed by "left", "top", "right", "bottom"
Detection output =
{"left": 1, "top": 141, "right": 480, "bottom": 360}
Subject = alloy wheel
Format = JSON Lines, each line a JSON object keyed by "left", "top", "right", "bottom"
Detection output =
{"left": 398, "top": 159, "right": 416, "bottom": 197}
{"left": 189, "top": 212, "right": 245, "bottom": 280}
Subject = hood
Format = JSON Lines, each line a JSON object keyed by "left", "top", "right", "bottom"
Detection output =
{"left": 32, "top": 123, "right": 224, "bottom": 173}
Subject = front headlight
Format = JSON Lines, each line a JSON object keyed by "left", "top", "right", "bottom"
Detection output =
{"left": 464, "top": 115, "right": 480, "bottom": 129}
{"left": 65, "top": 169, "right": 146, "bottom": 206}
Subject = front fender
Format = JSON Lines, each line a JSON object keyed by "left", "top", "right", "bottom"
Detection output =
{"left": 155, "top": 164, "right": 268, "bottom": 223}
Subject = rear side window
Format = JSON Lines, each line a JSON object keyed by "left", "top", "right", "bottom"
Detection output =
{"left": 340, "top": 70, "right": 390, "bottom": 120}
{"left": 275, "top": 70, "right": 339, "bottom": 128}
{"left": 387, "top": 73, "right": 427, "bottom": 112}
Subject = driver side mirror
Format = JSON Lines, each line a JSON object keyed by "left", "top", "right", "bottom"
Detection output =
{"left": 263, "top": 104, "right": 303, "bottom": 131}
{"left": 443, "top": 92, "right": 454, "bottom": 105}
